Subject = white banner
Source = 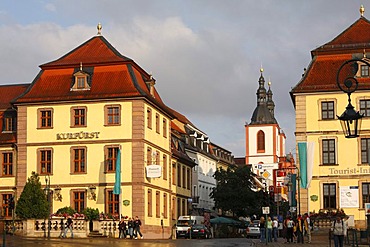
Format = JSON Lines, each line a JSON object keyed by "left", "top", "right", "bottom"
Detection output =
{"left": 145, "top": 165, "right": 162, "bottom": 178}
{"left": 340, "top": 186, "right": 359, "bottom": 208}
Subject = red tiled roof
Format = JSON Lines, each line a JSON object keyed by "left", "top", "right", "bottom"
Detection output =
{"left": 313, "top": 17, "right": 370, "bottom": 54}
{"left": 291, "top": 17, "right": 370, "bottom": 97}
{"left": 0, "top": 84, "right": 30, "bottom": 109}
{"left": 14, "top": 65, "right": 145, "bottom": 103}
{"left": 13, "top": 35, "right": 172, "bottom": 113}
{"left": 167, "top": 107, "right": 194, "bottom": 126}
{"left": 0, "top": 132, "right": 17, "bottom": 145}
{"left": 41, "top": 36, "right": 132, "bottom": 68}
{"left": 291, "top": 55, "right": 352, "bottom": 93}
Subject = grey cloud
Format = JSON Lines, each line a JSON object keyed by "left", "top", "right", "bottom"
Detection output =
{"left": 0, "top": 0, "right": 366, "bottom": 156}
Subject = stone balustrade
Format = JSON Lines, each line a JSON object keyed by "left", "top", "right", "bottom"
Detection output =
{"left": 3, "top": 218, "right": 119, "bottom": 238}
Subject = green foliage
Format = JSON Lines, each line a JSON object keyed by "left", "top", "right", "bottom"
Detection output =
{"left": 210, "top": 165, "right": 263, "bottom": 217}
{"left": 15, "top": 172, "right": 49, "bottom": 219}
{"left": 82, "top": 207, "right": 100, "bottom": 220}
{"left": 56, "top": 206, "right": 76, "bottom": 216}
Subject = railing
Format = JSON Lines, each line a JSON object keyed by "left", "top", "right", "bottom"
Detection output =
{"left": 2, "top": 218, "right": 119, "bottom": 238}
{"left": 99, "top": 220, "right": 118, "bottom": 237}
{"left": 346, "top": 228, "right": 359, "bottom": 247}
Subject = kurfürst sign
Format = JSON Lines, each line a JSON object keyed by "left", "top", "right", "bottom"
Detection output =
{"left": 56, "top": 131, "right": 100, "bottom": 140}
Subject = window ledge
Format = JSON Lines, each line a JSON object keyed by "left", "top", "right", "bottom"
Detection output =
{"left": 2, "top": 131, "right": 15, "bottom": 134}
{"left": 319, "top": 164, "right": 339, "bottom": 166}
{"left": 70, "top": 88, "right": 91, "bottom": 92}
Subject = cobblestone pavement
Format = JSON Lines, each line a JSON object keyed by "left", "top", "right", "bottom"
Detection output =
{"left": 250, "top": 233, "right": 367, "bottom": 247}
{"left": 250, "top": 234, "right": 329, "bottom": 247}
{"left": 0, "top": 233, "right": 366, "bottom": 247}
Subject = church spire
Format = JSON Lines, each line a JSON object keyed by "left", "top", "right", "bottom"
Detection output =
{"left": 266, "top": 79, "right": 275, "bottom": 117}
{"left": 257, "top": 67, "right": 267, "bottom": 106}
{"left": 250, "top": 68, "right": 277, "bottom": 125}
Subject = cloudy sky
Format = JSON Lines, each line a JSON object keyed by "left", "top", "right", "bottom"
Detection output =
{"left": 0, "top": 1, "right": 366, "bottom": 157}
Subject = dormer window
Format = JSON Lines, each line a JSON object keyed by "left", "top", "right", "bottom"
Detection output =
{"left": 3, "top": 111, "right": 16, "bottom": 133}
{"left": 71, "top": 63, "right": 91, "bottom": 91}
{"left": 361, "top": 65, "right": 369, "bottom": 77}
{"left": 77, "top": 76, "right": 86, "bottom": 89}
{"left": 3, "top": 116, "right": 15, "bottom": 132}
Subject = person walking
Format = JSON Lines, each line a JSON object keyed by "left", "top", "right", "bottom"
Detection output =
{"left": 128, "top": 217, "right": 134, "bottom": 239}
{"left": 286, "top": 216, "right": 294, "bottom": 243}
{"left": 259, "top": 216, "right": 266, "bottom": 243}
{"left": 331, "top": 216, "right": 346, "bottom": 247}
{"left": 59, "top": 218, "right": 65, "bottom": 238}
{"left": 63, "top": 216, "right": 74, "bottom": 238}
{"left": 303, "top": 213, "right": 312, "bottom": 243}
{"left": 118, "top": 218, "right": 127, "bottom": 239}
{"left": 133, "top": 216, "right": 143, "bottom": 239}
{"left": 296, "top": 214, "right": 304, "bottom": 244}
{"left": 267, "top": 216, "right": 273, "bottom": 242}
{"left": 272, "top": 216, "right": 278, "bottom": 242}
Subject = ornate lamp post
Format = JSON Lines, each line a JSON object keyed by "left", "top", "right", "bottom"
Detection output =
{"left": 336, "top": 58, "right": 366, "bottom": 138}
{"left": 42, "top": 168, "right": 51, "bottom": 239}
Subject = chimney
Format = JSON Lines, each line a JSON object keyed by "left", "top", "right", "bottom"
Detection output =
{"left": 146, "top": 74, "right": 156, "bottom": 98}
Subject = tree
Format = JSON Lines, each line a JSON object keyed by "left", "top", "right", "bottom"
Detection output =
{"left": 82, "top": 207, "right": 100, "bottom": 220}
{"left": 210, "top": 165, "right": 264, "bottom": 217}
{"left": 56, "top": 206, "right": 76, "bottom": 216}
{"left": 15, "top": 172, "right": 49, "bottom": 219}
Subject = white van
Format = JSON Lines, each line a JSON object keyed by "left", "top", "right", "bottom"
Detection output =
{"left": 176, "top": 215, "right": 204, "bottom": 238}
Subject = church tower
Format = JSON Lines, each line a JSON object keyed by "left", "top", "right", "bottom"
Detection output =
{"left": 245, "top": 68, "right": 286, "bottom": 165}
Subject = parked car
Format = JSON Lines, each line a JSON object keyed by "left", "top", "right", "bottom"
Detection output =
{"left": 246, "top": 222, "right": 260, "bottom": 238}
{"left": 176, "top": 216, "right": 204, "bottom": 238}
{"left": 186, "top": 224, "right": 212, "bottom": 239}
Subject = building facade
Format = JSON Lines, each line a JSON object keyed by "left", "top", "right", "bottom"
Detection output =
{"left": 0, "top": 28, "right": 181, "bottom": 238}
{"left": 0, "top": 26, "right": 236, "bottom": 238}
{"left": 290, "top": 7, "right": 370, "bottom": 226}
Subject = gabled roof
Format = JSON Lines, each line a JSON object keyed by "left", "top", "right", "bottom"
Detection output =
{"left": 291, "top": 16, "right": 370, "bottom": 102}
{"left": 13, "top": 35, "right": 171, "bottom": 117}
{"left": 40, "top": 36, "right": 132, "bottom": 69}
{"left": 312, "top": 17, "right": 370, "bottom": 56}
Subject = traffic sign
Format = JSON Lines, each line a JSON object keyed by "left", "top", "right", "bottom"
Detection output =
{"left": 262, "top": 171, "right": 270, "bottom": 179}
{"left": 262, "top": 207, "right": 270, "bottom": 214}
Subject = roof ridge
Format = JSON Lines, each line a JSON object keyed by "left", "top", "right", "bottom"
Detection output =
{"left": 313, "top": 17, "right": 370, "bottom": 53}
{"left": 40, "top": 35, "right": 132, "bottom": 69}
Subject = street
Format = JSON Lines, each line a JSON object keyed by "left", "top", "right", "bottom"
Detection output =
{"left": 2, "top": 236, "right": 255, "bottom": 247}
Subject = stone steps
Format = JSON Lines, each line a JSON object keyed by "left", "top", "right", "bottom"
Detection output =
{"left": 88, "top": 230, "right": 108, "bottom": 238}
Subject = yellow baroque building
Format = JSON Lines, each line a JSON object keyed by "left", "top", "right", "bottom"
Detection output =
{"left": 0, "top": 28, "right": 198, "bottom": 238}
{"left": 291, "top": 9, "right": 370, "bottom": 227}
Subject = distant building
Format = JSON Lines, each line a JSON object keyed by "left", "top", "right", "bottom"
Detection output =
{"left": 245, "top": 69, "right": 287, "bottom": 188}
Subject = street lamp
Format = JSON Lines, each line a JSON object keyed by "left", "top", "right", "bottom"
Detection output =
{"left": 336, "top": 58, "right": 366, "bottom": 138}
{"left": 88, "top": 185, "right": 97, "bottom": 201}
{"left": 42, "top": 168, "right": 51, "bottom": 239}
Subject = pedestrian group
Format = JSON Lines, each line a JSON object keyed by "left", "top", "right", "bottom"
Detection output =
{"left": 118, "top": 216, "right": 144, "bottom": 239}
